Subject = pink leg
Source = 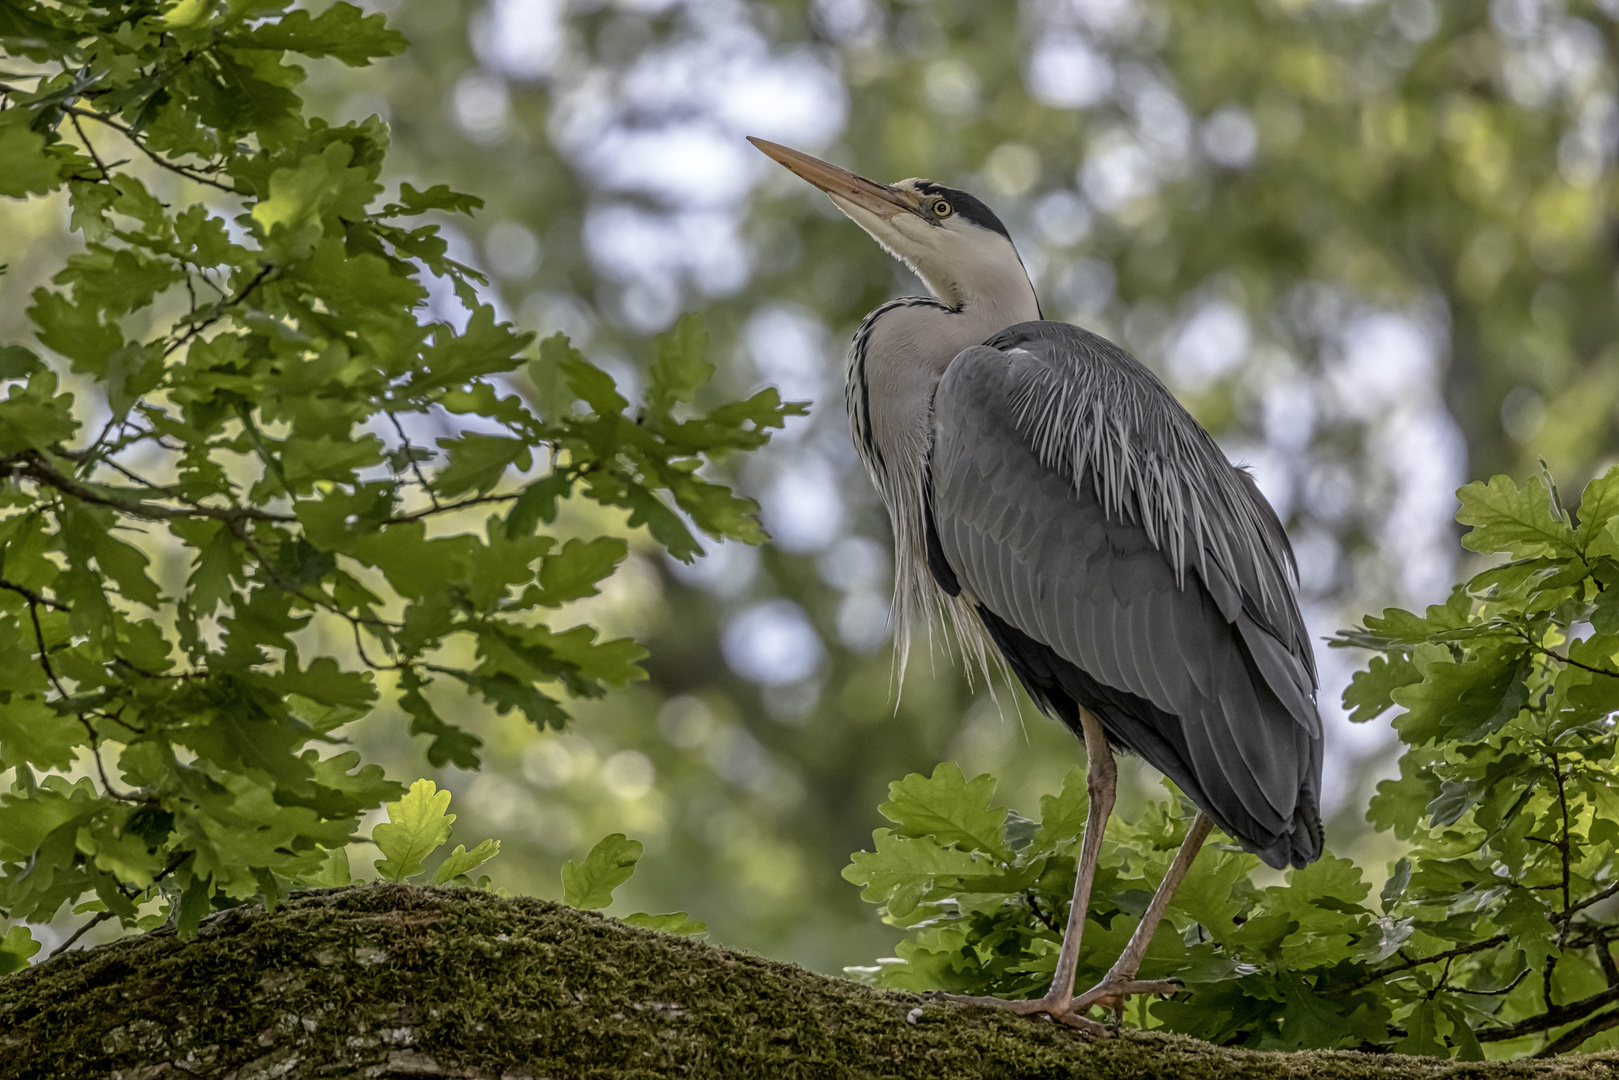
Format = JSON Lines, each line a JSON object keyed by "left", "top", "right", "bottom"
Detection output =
{"left": 1070, "top": 812, "right": 1214, "bottom": 1020}
{"left": 943, "top": 708, "right": 1115, "bottom": 1030}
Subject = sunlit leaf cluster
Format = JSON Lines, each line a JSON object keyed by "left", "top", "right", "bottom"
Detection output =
{"left": 0, "top": 0, "right": 794, "bottom": 958}
{"left": 848, "top": 468, "right": 1619, "bottom": 1057}
{"left": 362, "top": 778, "right": 500, "bottom": 888}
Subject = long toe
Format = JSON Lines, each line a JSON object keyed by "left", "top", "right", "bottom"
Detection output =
{"left": 939, "top": 991, "right": 1058, "bottom": 1016}
{"left": 1070, "top": 978, "right": 1182, "bottom": 1017}
{"left": 938, "top": 992, "right": 1108, "bottom": 1033}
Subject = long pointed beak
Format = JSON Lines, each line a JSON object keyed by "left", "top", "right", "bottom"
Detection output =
{"left": 748, "top": 137, "right": 919, "bottom": 219}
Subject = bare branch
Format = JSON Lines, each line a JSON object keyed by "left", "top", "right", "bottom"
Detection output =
{"left": 1476, "top": 984, "right": 1619, "bottom": 1043}
{"left": 48, "top": 911, "right": 114, "bottom": 958}
{"left": 1536, "top": 1007, "right": 1619, "bottom": 1057}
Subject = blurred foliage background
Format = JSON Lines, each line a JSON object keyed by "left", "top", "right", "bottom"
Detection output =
{"left": 4, "top": 0, "right": 1618, "bottom": 975}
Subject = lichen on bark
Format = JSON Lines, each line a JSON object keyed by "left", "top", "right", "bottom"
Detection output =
{"left": 1, "top": 884, "right": 1616, "bottom": 1079}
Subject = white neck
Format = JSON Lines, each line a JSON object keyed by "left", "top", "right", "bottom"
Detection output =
{"left": 854, "top": 248, "right": 1042, "bottom": 484}
{"left": 910, "top": 226, "right": 1040, "bottom": 324}
{"left": 844, "top": 268, "right": 1040, "bottom": 679}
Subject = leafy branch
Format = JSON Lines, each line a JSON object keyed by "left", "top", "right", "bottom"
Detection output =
{"left": 0, "top": 0, "right": 800, "bottom": 962}
{"left": 59, "top": 103, "right": 239, "bottom": 194}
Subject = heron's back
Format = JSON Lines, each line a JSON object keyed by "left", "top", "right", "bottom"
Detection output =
{"left": 926, "top": 321, "right": 1324, "bottom": 869}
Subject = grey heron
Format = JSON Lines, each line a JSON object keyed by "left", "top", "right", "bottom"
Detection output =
{"left": 749, "top": 138, "right": 1324, "bottom": 1028}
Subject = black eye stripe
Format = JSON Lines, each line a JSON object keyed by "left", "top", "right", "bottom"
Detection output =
{"left": 911, "top": 180, "right": 1011, "bottom": 239}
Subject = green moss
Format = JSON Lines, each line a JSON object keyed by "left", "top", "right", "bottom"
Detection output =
{"left": 0, "top": 885, "right": 1614, "bottom": 1079}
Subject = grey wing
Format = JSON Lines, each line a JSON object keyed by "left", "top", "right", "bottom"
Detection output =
{"left": 928, "top": 338, "right": 1323, "bottom": 869}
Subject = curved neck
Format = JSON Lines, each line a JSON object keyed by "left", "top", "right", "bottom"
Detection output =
{"left": 919, "top": 259, "right": 1041, "bottom": 328}
{"left": 848, "top": 286, "right": 1038, "bottom": 486}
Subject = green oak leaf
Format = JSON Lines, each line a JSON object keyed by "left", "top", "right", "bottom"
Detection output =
{"left": 373, "top": 779, "right": 456, "bottom": 882}
{"left": 1575, "top": 466, "right": 1619, "bottom": 552}
{"left": 1456, "top": 474, "right": 1576, "bottom": 559}
{"left": 233, "top": 2, "right": 405, "bottom": 65}
{"left": 306, "top": 848, "right": 353, "bottom": 888}
{"left": 878, "top": 761, "right": 1012, "bottom": 861}
{"left": 432, "top": 839, "right": 500, "bottom": 885}
{"left": 647, "top": 312, "right": 714, "bottom": 412}
{"left": 562, "top": 833, "right": 642, "bottom": 910}
{"left": 535, "top": 538, "right": 629, "bottom": 606}
{"left": 1342, "top": 652, "right": 1420, "bottom": 723}
{"left": 624, "top": 911, "right": 707, "bottom": 936}
{"left": 0, "top": 925, "right": 41, "bottom": 975}
{"left": 0, "top": 118, "right": 61, "bottom": 198}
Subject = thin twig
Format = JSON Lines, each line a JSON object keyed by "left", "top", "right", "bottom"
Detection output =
{"left": 83, "top": 729, "right": 142, "bottom": 804}
{"left": 1025, "top": 890, "right": 1061, "bottom": 935}
{"left": 1458, "top": 969, "right": 1530, "bottom": 997}
{"left": 1427, "top": 954, "right": 1454, "bottom": 1000}
{"left": 15, "top": 447, "right": 527, "bottom": 533}
{"left": 1597, "top": 935, "right": 1619, "bottom": 988}
{"left": 48, "top": 910, "right": 113, "bottom": 958}
{"left": 162, "top": 263, "right": 274, "bottom": 358}
{"left": 72, "top": 415, "right": 130, "bottom": 471}
{"left": 1336, "top": 935, "right": 1509, "bottom": 994}
{"left": 1526, "top": 639, "right": 1619, "bottom": 679}
{"left": 1551, "top": 750, "right": 1573, "bottom": 942}
{"left": 226, "top": 518, "right": 402, "bottom": 635}
{"left": 1570, "top": 881, "right": 1619, "bottom": 920}
{"left": 382, "top": 492, "right": 520, "bottom": 525}
{"left": 195, "top": 268, "right": 226, "bottom": 297}
{"left": 90, "top": 455, "right": 180, "bottom": 496}
{"left": 10, "top": 563, "right": 147, "bottom": 804}
{"left": 346, "top": 616, "right": 399, "bottom": 672}
{"left": 62, "top": 104, "right": 237, "bottom": 193}
{"left": 0, "top": 579, "right": 70, "bottom": 612}
{"left": 21, "top": 588, "right": 68, "bottom": 699}
{"left": 113, "top": 655, "right": 205, "bottom": 683}
{"left": 67, "top": 112, "right": 111, "bottom": 181}
{"left": 386, "top": 412, "right": 440, "bottom": 510}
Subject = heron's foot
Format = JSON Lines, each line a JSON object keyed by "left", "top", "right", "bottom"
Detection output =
{"left": 935, "top": 991, "right": 1108, "bottom": 1033}
{"left": 1069, "top": 977, "right": 1183, "bottom": 1022}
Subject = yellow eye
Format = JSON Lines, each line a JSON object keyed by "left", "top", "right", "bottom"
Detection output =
{"left": 932, "top": 199, "right": 952, "bottom": 217}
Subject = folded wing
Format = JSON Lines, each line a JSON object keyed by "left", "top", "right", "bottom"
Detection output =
{"left": 927, "top": 322, "right": 1323, "bottom": 868}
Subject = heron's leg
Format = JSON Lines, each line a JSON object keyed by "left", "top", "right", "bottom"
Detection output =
{"left": 1069, "top": 811, "right": 1214, "bottom": 1020}
{"left": 941, "top": 708, "right": 1115, "bottom": 1030}
{"left": 1043, "top": 706, "right": 1115, "bottom": 1007}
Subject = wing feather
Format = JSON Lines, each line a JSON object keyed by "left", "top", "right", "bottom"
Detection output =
{"left": 928, "top": 326, "right": 1323, "bottom": 868}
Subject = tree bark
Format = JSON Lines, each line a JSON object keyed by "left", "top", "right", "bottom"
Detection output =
{"left": 1, "top": 884, "right": 1615, "bottom": 1079}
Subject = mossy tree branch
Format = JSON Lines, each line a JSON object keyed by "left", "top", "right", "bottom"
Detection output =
{"left": 4, "top": 885, "right": 1619, "bottom": 1079}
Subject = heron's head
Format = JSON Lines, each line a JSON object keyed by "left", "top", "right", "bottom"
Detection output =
{"left": 750, "top": 138, "right": 1034, "bottom": 316}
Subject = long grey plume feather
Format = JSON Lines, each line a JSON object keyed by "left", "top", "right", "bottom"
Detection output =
{"left": 995, "top": 325, "right": 1296, "bottom": 626}
{"left": 845, "top": 298, "right": 1004, "bottom": 689}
